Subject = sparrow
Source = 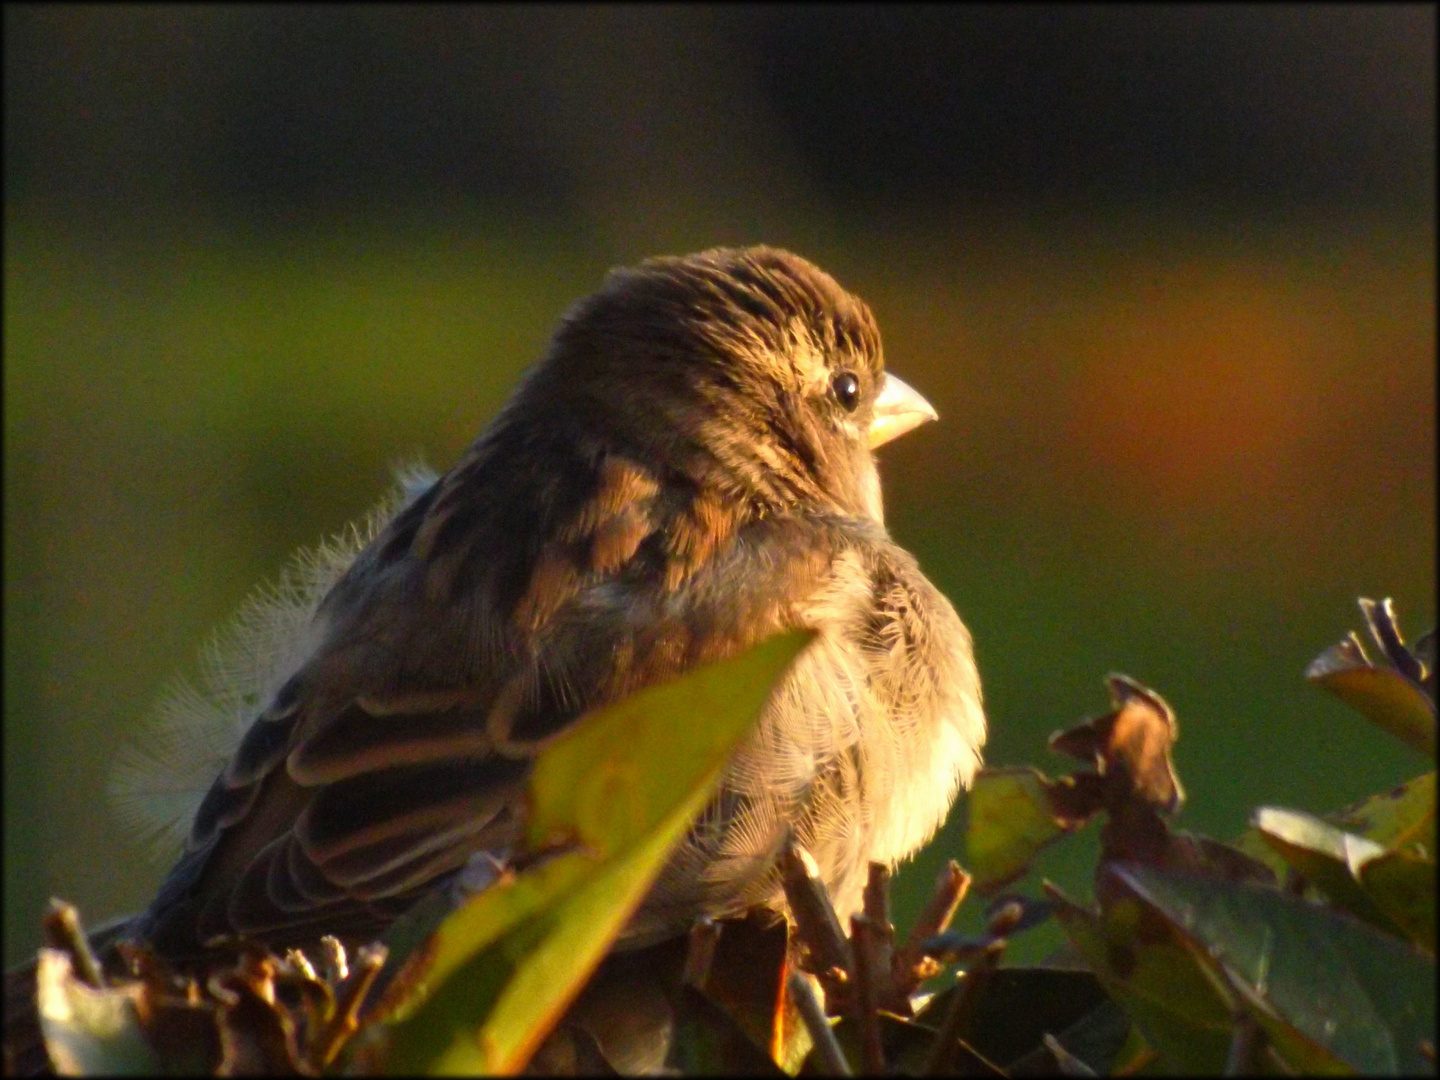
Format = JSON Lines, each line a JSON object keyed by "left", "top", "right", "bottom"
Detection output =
{"left": 115, "top": 245, "right": 986, "bottom": 961}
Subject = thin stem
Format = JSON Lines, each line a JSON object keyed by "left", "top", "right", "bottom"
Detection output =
{"left": 786, "top": 971, "right": 852, "bottom": 1076}
{"left": 921, "top": 939, "right": 1003, "bottom": 1076}
{"left": 779, "top": 840, "right": 853, "bottom": 980}
{"left": 850, "top": 914, "right": 886, "bottom": 1075}
{"left": 42, "top": 900, "right": 103, "bottom": 988}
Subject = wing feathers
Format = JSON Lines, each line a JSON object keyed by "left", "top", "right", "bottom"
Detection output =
{"left": 189, "top": 775, "right": 264, "bottom": 850}
{"left": 137, "top": 452, "right": 850, "bottom": 954}
{"left": 287, "top": 698, "right": 491, "bottom": 785}
{"left": 224, "top": 714, "right": 295, "bottom": 788}
{"left": 293, "top": 759, "right": 528, "bottom": 862}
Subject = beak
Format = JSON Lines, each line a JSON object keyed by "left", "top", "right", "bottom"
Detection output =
{"left": 868, "top": 373, "right": 938, "bottom": 448}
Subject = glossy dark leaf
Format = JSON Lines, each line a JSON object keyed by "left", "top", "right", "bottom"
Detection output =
{"left": 1217, "top": 962, "right": 1356, "bottom": 1075}
{"left": 688, "top": 913, "right": 793, "bottom": 1069}
{"left": 1111, "top": 863, "right": 1436, "bottom": 1075}
{"left": 667, "top": 987, "right": 786, "bottom": 1076}
{"left": 910, "top": 965, "right": 1112, "bottom": 1070}
{"left": 1002, "top": 998, "right": 1131, "bottom": 1076}
{"left": 1251, "top": 807, "right": 1399, "bottom": 933}
{"left": 1046, "top": 884, "right": 1234, "bottom": 1073}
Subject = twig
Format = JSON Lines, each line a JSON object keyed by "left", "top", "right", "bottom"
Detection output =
{"left": 850, "top": 914, "right": 886, "bottom": 1075}
{"left": 986, "top": 898, "right": 1024, "bottom": 938}
{"left": 917, "top": 932, "right": 1004, "bottom": 968}
{"left": 309, "top": 942, "right": 386, "bottom": 1070}
{"left": 921, "top": 939, "right": 1004, "bottom": 1076}
{"left": 862, "top": 863, "right": 892, "bottom": 931}
{"left": 42, "top": 900, "right": 103, "bottom": 988}
{"left": 284, "top": 948, "right": 318, "bottom": 984}
{"left": 786, "top": 971, "right": 852, "bottom": 1076}
{"left": 861, "top": 863, "right": 903, "bottom": 1013}
{"left": 236, "top": 950, "right": 279, "bottom": 1005}
{"left": 893, "top": 861, "right": 970, "bottom": 992}
{"left": 779, "top": 841, "right": 853, "bottom": 981}
{"left": 906, "top": 862, "right": 970, "bottom": 947}
{"left": 318, "top": 936, "right": 348, "bottom": 984}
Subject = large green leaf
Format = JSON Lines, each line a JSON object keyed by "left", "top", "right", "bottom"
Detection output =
{"left": 666, "top": 987, "right": 785, "bottom": 1076}
{"left": 379, "top": 631, "right": 813, "bottom": 1075}
{"left": 908, "top": 965, "right": 1122, "bottom": 1073}
{"left": 1217, "top": 967, "right": 1354, "bottom": 1075}
{"left": 1045, "top": 884, "right": 1235, "bottom": 1074}
{"left": 1111, "top": 863, "right": 1436, "bottom": 1075}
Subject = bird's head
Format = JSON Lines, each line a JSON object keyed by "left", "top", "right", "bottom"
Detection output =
{"left": 517, "top": 246, "right": 937, "bottom": 523}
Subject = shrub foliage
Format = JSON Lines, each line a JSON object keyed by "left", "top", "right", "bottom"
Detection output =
{"left": 20, "top": 600, "right": 1434, "bottom": 1075}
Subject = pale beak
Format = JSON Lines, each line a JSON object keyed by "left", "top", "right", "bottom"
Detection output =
{"left": 867, "top": 373, "right": 938, "bottom": 448}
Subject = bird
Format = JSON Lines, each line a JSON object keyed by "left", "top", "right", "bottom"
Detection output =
{"left": 22, "top": 248, "right": 984, "bottom": 1060}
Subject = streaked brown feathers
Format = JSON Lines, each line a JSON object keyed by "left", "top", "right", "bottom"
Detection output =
{"left": 117, "top": 246, "right": 983, "bottom": 964}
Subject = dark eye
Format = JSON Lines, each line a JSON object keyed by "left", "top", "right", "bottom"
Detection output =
{"left": 832, "top": 371, "right": 861, "bottom": 411}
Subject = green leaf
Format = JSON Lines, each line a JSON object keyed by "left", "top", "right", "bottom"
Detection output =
{"left": 1107, "top": 1024, "right": 1161, "bottom": 1075}
{"left": 522, "top": 632, "right": 817, "bottom": 855}
{"left": 907, "top": 966, "right": 1113, "bottom": 1070}
{"left": 1251, "top": 807, "right": 1400, "bottom": 934}
{"left": 1045, "top": 883, "right": 1235, "bottom": 1073}
{"left": 999, "top": 996, "right": 1133, "bottom": 1075}
{"left": 1325, "top": 772, "right": 1435, "bottom": 857}
{"left": 965, "top": 767, "right": 1098, "bottom": 891}
{"left": 1357, "top": 850, "right": 1436, "bottom": 954}
{"left": 1230, "top": 772, "right": 1436, "bottom": 901}
{"left": 1111, "top": 863, "right": 1436, "bottom": 1075}
{"left": 666, "top": 987, "right": 785, "bottom": 1076}
{"left": 1249, "top": 806, "right": 1437, "bottom": 953}
{"left": 1306, "top": 636, "right": 1436, "bottom": 755}
{"left": 380, "top": 631, "right": 813, "bottom": 1075}
{"left": 1217, "top": 967, "right": 1355, "bottom": 1075}
{"left": 1254, "top": 807, "right": 1388, "bottom": 874}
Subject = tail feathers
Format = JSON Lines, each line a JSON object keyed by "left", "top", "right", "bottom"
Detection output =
{"left": 107, "top": 466, "right": 436, "bottom": 866}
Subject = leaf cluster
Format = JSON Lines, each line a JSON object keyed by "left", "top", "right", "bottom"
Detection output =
{"left": 17, "top": 600, "right": 1434, "bottom": 1076}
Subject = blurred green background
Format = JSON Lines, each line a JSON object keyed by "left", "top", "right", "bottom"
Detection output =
{"left": 4, "top": 6, "right": 1434, "bottom": 967}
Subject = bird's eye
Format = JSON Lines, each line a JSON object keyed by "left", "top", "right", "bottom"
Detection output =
{"left": 832, "top": 371, "right": 861, "bottom": 412}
